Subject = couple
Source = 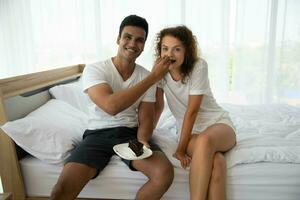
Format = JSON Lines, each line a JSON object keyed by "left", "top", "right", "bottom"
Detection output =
{"left": 50, "top": 15, "right": 236, "bottom": 200}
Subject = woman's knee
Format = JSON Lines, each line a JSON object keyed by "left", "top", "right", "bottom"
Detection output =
{"left": 194, "top": 134, "right": 215, "bottom": 153}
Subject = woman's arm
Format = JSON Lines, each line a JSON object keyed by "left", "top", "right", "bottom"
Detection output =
{"left": 174, "top": 94, "right": 203, "bottom": 168}
{"left": 153, "top": 88, "right": 164, "bottom": 128}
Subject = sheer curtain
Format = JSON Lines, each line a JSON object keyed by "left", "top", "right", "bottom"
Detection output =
{"left": 230, "top": 0, "right": 300, "bottom": 105}
{"left": 0, "top": 0, "right": 299, "bottom": 105}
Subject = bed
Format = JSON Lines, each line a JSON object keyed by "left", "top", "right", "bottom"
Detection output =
{"left": 1, "top": 64, "right": 300, "bottom": 200}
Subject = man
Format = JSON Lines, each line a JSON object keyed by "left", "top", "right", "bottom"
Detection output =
{"left": 50, "top": 15, "right": 174, "bottom": 200}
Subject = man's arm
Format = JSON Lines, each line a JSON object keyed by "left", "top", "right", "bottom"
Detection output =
{"left": 136, "top": 101, "right": 155, "bottom": 145}
{"left": 87, "top": 75, "right": 155, "bottom": 116}
{"left": 87, "top": 57, "right": 170, "bottom": 116}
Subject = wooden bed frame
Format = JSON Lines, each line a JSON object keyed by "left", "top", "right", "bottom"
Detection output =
{"left": 2, "top": 65, "right": 300, "bottom": 200}
{"left": 0, "top": 64, "right": 108, "bottom": 200}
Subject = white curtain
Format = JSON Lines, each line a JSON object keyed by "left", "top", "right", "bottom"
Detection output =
{"left": 0, "top": 0, "right": 299, "bottom": 105}
{"left": 229, "top": 0, "right": 300, "bottom": 105}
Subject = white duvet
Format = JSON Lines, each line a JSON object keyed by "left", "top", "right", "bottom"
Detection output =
{"left": 153, "top": 104, "right": 300, "bottom": 169}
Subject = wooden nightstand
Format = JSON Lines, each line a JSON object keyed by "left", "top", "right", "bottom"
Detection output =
{"left": 0, "top": 193, "right": 12, "bottom": 200}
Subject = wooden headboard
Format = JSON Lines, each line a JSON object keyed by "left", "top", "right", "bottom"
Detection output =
{"left": 0, "top": 64, "right": 84, "bottom": 200}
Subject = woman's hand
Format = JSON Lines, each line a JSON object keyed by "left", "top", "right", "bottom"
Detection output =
{"left": 173, "top": 150, "right": 191, "bottom": 169}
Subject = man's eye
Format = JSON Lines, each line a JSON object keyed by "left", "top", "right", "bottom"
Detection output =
{"left": 137, "top": 38, "right": 145, "bottom": 43}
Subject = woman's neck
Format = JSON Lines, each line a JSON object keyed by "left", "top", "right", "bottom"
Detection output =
{"left": 169, "top": 68, "right": 183, "bottom": 82}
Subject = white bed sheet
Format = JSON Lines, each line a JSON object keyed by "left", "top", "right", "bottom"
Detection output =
{"left": 20, "top": 155, "right": 189, "bottom": 200}
{"left": 19, "top": 103, "right": 300, "bottom": 199}
{"left": 227, "top": 163, "right": 300, "bottom": 200}
{"left": 155, "top": 103, "right": 300, "bottom": 168}
{"left": 20, "top": 156, "right": 300, "bottom": 200}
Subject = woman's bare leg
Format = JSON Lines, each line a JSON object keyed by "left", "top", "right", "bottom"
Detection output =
{"left": 207, "top": 153, "right": 227, "bottom": 200}
{"left": 186, "top": 123, "right": 236, "bottom": 200}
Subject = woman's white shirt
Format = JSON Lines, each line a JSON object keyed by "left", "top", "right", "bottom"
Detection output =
{"left": 159, "top": 59, "right": 230, "bottom": 134}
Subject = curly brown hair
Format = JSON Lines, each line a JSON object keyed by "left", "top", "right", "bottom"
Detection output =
{"left": 155, "top": 25, "right": 199, "bottom": 82}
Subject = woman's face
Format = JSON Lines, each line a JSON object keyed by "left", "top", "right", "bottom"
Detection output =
{"left": 160, "top": 35, "right": 185, "bottom": 71}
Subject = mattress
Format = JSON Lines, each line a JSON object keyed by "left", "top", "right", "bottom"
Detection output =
{"left": 20, "top": 155, "right": 189, "bottom": 200}
{"left": 227, "top": 163, "right": 300, "bottom": 200}
{"left": 20, "top": 156, "right": 300, "bottom": 200}
{"left": 18, "top": 103, "right": 300, "bottom": 199}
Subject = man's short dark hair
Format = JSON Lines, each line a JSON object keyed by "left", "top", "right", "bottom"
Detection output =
{"left": 119, "top": 15, "right": 148, "bottom": 40}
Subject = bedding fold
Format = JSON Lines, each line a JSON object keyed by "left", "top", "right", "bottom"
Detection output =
{"left": 154, "top": 103, "right": 300, "bottom": 169}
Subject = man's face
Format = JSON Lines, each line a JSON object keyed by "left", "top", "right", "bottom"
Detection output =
{"left": 117, "top": 26, "right": 146, "bottom": 61}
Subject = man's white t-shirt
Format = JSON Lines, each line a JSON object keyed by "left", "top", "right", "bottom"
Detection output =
{"left": 82, "top": 58, "right": 156, "bottom": 130}
{"left": 159, "top": 59, "right": 230, "bottom": 134}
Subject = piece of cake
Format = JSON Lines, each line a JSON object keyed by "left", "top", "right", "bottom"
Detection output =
{"left": 128, "top": 139, "right": 144, "bottom": 157}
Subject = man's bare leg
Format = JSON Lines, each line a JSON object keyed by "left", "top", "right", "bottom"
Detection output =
{"left": 50, "top": 162, "right": 97, "bottom": 200}
{"left": 132, "top": 151, "right": 174, "bottom": 200}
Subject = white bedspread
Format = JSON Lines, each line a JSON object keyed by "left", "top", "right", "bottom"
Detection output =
{"left": 17, "top": 103, "right": 300, "bottom": 200}
{"left": 153, "top": 104, "right": 300, "bottom": 169}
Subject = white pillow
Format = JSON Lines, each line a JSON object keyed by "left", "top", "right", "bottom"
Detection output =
{"left": 1, "top": 99, "right": 88, "bottom": 164}
{"left": 49, "top": 80, "right": 90, "bottom": 114}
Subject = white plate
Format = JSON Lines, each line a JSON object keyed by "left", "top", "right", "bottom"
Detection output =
{"left": 113, "top": 143, "right": 153, "bottom": 160}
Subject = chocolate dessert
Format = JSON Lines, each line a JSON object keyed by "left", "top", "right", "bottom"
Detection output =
{"left": 128, "top": 139, "right": 144, "bottom": 157}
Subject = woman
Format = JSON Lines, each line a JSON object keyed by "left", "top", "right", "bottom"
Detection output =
{"left": 154, "top": 26, "right": 236, "bottom": 200}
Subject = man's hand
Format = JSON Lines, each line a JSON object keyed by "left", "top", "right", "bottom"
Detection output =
{"left": 151, "top": 56, "right": 172, "bottom": 81}
{"left": 139, "top": 140, "right": 150, "bottom": 148}
{"left": 173, "top": 150, "right": 191, "bottom": 169}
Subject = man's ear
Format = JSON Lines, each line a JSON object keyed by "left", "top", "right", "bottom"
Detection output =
{"left": 117, "top": 36, "right": 120, "bottom": 45}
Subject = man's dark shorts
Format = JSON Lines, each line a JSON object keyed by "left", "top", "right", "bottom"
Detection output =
{"left": 66, "top": 126, "right": 162, "bottom": 178}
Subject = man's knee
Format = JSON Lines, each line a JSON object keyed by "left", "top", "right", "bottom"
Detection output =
{"left": 152, "top": 160, "right": 174, "bottom": 188}
{"left": 162, "top": 161, "right": 174, "bottom": 185}
{"left": 50, "top": 182, "right": 66, "bottom": 200}
{"left": 50, "top": 178, "right": 83, "bottom": 200}
{"left": 50, "top": 163, "right": 97, "bottom": 200}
